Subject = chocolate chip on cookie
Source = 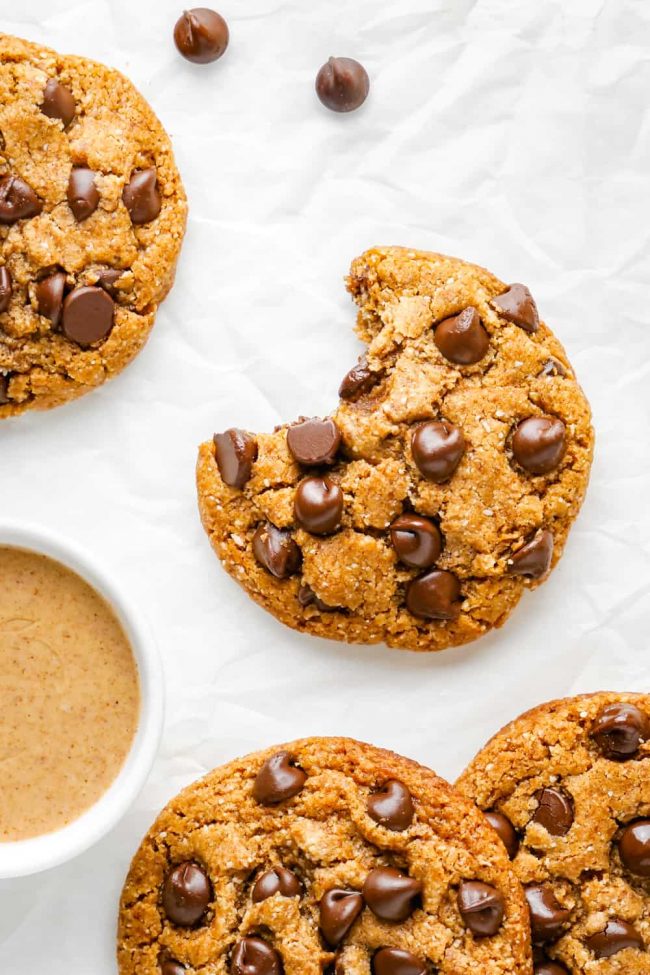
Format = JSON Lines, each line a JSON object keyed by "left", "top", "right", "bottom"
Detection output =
{"left": 319, "top": 888, "right": 364, "bottom": 945}
{"left": 0, "top": 375, "right": 9, "bottom": 404}
{"left": 160, "top": 960, "right": 185, "bottom": 975}
{"left": 484, "top": 811, "right": 519, "bottom": 859}
{"left": 411, "top": 420, "right": 465, "bottom": 482}
{"left": 0, "top": 174, "right": 42, "bottom": 223}
{"left": 507, "top": 530, "right": 554, "bottom": 579}
{"left": 363, "top": 867, "right": 422, "bottom": 922}
{"left": 525, "top": 884, "right": 571, "bottom": 943}
{"left": 338, "top": 355, "right": 379, "bottom": 400}
{"left": 315, "top": 57, "right": 369, "bottom": 113}
{"left": 67, "top": 168, "right": 99, "bottom": 222}
{"left": 35, "top": 271, "right": 67, "bottom": 326}
{"left": 512, "top": 417, "right": 566, "bottom": 475}
{"left": 287, "top": 417, "right": 341, "bottom": 466}
{"left": 162, "top": 861, "right": 212, "bottom": 926}
{"left": 434, "top": 307, "right": 490, "bottom": 365}
{"left": 123, "top": 169, "right": 161, "bottom": 224}
{"left": 618, "top": 820, "right": 650, "bottom": 876}
{"left": 252, "top": 867, "right": 302, "bottom": 902}
{"left": 294, "top": 475, "right": 343, "bottom": 534}
{"left": 584, "top": 919, "right": 643, "bottom": 958}
{"left": 231, "top": 937, "right": 282, "bottom": 975}
{"left": 0, "top": 267, "right": 12, "bottom": 312}
{"left": 591, "top": 702, "right": 649, "bottom": 760}
{"left": 253, "top": 751, "right": 306, "bottom": 805}
{"left": 457, "top": 881, "right": 505, "bottom": 937}
{"left": 253, "top": 523, "right": 301, "bottom": 578}
{"left": 491, "top": 283, "right": 539, "bottom": 334}
{"left": 41, "top": 78, "right": 75, "bottom": 126}
{"left": 390, "top": 514, "right": 442, "bottom": 569}
{"left": 95, "top": 268, "right": 124, "bottom": 294}
{"left": 214, "top": 429, "right": 258, "bottom": 488}
{"left": 297, "top": 584, "right": 337, "bottom": 612}
{"left": 372, "top": 948, "right": 426, "bottom": 975}
{"left": 539, "top": 358, "right": 568, "bottom": 378}
{"left": 531, "top": 788, "right": 574, "bottom": 836}
{"left": 367, "top": 779, "right": 415, "bottom": 831}
{"left": 406, "top": 569, "right": 461, "bottom": 620}
{"left": 534, "top": 961, "right": 568, "bottom": 975}
{"left": 61, "top": 286, "right": 114, "bottom": 347}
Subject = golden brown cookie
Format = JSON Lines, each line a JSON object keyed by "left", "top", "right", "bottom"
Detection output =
{"left": 0, "top": 34, "right": 187, "bottom": 415}
{"left": 118, "top": 737, "right": 532, "bottom": 975}
{"left": 456, "top": 692, "right": 650, "bottom": 974}
{"left": 196, "top": 246, "right": 594, "bottom": 652}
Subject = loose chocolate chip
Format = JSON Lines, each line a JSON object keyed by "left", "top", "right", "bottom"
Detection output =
{"left": 367, "top": 780, "right": 414, "bottom": 831}
{"left": 512, "top": 417, "right": 566, "bottom": 475}
{"left": 525, "top": 884, "right": 571, "bottom": 943}
{"left": 287, "top": 417, "right": 341, "bottom": 466}
{"left": 491, "top": 283, "right": 539, "bottom": 334}
{"left": 253, "top": 751, "right": 306, "bottom": 805}
{"left": 411, "top": 420, "right": 465, "bottom": 482}
{"left": 485, "top": 811, "right": 519, "bottom": 860}
{"left": 252, "top": 523, "right": 301, "bottom": 578}
{"left": 457, "top": 880, "right": 504, "bottom": 937}
{"left": 297, "top": 584, "right": 336, "bottom": 612}
{"left": 174, "top": 8, "right": 229, "bottom": 64}
{"left": 162, "top": 861, "right": 212, "bottom": 926}
{"left": 252, "top": 867, "right": 302, "bottom": 903}
{"left": 539, "top": 358, "right": 568, "bottom": 378}
{"left": 406, "top": 569, "right": 461, "bottom": 621}
{"left": 294, "top": 475, "right": 343, "bottom": 534}
{"left": 160, "top": 961, "right": 185, "bottom": 975}
{"left": 591, "top": 702, "right": 650, "bottom": 761}
{"left": 372, "top": 948, "right": 426, "bottom": 975}
{"left": 35, "top": 271, "right": 67, "bottom": 326}
{"left": 315, "top": 57, "right": 369, "bottom": 113}
{"left": 0, "top": 175, "right": 42, "bottom": 224}
{"left": 0, "top": 374, "right": 10, "bottom": 404}
{"left": 434, "top": 307, "right": 490, "bottom": 365}
{"left": 585, "top": 919, "right": 644, "bottom": 958}
{"left": 390, "top": 514, "right": 442, "bottom": 569}
{"left": 41, "top": 78, "right": 76, "bottom": 127}
{"left": 214, "top": 429, "right": 258, "bottom": 488}
{"left": 339, "top": 355, "right": 379, "bottom": 401}
{"left": 532, "top": 788, "right": 574, "bottom": 837}
{"left": 363, "top": 867, "right": 422, "bottom": 923}
{"left": 508, "top": 530, "right": 554, "bottom": 579}
{"left": 231, "top": 937, "right": 283, "bottom": 975}
{"left": 67, "top": 168, "right": 99, "bottom": 222}
{"left": 0, "top": 267, "right": 12, "bottom": 312}
{"left": 95, "top": 269, "right": 123, "bottom": 294}
{"left": 123, "top": 169, "right": 161, "bottom": 224}
{"left": 534, "top": 962, "right": 568, "bottom": 975}
{"left": 319, "top": 889, "right": 364, "bottom": 946}
{"left": 61, "top": 286, "right": 114, "bottom": 346}
{"left": 619, "top": 820, "right": 650, "bottom": 877}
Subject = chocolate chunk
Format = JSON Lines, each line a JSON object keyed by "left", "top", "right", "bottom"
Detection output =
{"left": 532, "top": 788, "right": 574, "bottom": 836}
{"left": 485, "top": 810, "right": 519, "bottom": 859}
{"left": 0, "top": 175, "right": 42, "bottom": 224}
{"left": 41, "top": 78, "right": 75, "bottom": 127}
{"left": 35, "top": 271, "right": 67, "bottom": 326}
{"left": 539, "top": 358, "right": 568, "bottom": 378}
{"left": 0, "top": 374, "right": 10, "bottom": 404}
{"left": 162, "top": 861, "right": 212, "bottom": 926}
{"left": 411, "top": 420, "right": 465, "bottom": 482}
{"left": 252, "top": 751, "right": 306, "bottom": 805}
{"left": 585, "top": 919, "right": 643, "bottom": 958}
{"left": 287, "top": 417, "right": 341, "bottom": 466}
{"left": 67, "top": 168, "right": 99, "bottom": 222}
{"left": 406, "top": 569, "right": 461, "bottom": 620}
{"left": 434, "top": 307, "right": 490, "bottom": 365}
{"left": 390, "top": 514, "right": 442, "bottom": 569}
{"left": 123, "top": 169, "right": 161, "bottom": 224}
{"left": 174, "top": 8, "right": 229, "bottom": 64}
{"left": 231, "top": 937, "right": 283, "bottom": 975}
{"left": 0, "top": 267, "right": 12, "bottom": 313}
{"left": 534, "top": 962, "right": 568, "bottom": 975}
{"left": 491, "top": 283, "right": 539, "bottom": 334}
{"left": 297, "top": 584, "right": 336, "bottom": 612}
{"left": 315, "top": 57, "right": 369, "bottom": 113}
{"left": 525, "top": 884, "right": 571, "bottom": 943}
{"left": 508, "top": 530, "right": 554, "bottom": 579}
{"left": 363, "top": 867, "right": 422, "bottom": 922}
{"left": 619, "top": 820, "right": 650, "bottom": 877}
{"left": 96, "top": 269, "right": 123, "bottom": 294}
{"left": 160, "top": 961, "right": 185, "bottom": 975}
{"left": 252, "top": 523, "right": 301, "bottom": 578}
{"left": 457, "top": 880, "right": 504, "bottom": 937}
{"left": 214, "top": 428, "right": 258, "bottom": 488}
{"left": 591, "top": 702, "right": 649, "bottom": 760}
{"left": 367, "top": 779, "right": 414, "bottom": 831}
{"left": 372, "top": 948, "right": 426, "bottom": 975}
{"left": 512, "top": 417, "right": 566, "bottom": 475}
{"left": 62, "top": 286, "right": 114, "bottom": 346}
{"left": 319, "top": 889, "right": 364, "bottom": 946}
{"left": 294, "top": 475, "right": 343, "bottom": 534}
{"left": 252, "top": 867, "right": 302, "bottom": 903}
{"left": 339, "top": 355, "right": 378, "bottom": 400}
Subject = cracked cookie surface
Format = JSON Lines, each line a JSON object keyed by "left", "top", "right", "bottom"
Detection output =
{"left": 456, "top": 692, "right": 650, "bottom": 974}
{"left": 0, "top": 33, "right": 186, "bottom": 415}
{"left": 196, "top": 246, "right": 594, "bottom": 652}
{"left": 118, "top": 737, "right": 532, "bottom": 975}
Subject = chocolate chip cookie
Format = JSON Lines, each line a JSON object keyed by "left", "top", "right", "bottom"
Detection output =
{"left": 118, "top": 737, "right": 531, "bottom": 974}
{"left": 0, "top": 33, "right": 187, "bottom": 415}
{"left": 196, "top": 246, "right": 594, "bottom": 652}
{"left": 456, "top": 692, "right": 650, "bottom": 974}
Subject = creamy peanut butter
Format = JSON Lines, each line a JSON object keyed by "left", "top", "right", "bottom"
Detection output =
{"left": 0, "top": 546, "right": 140, "bottom": 841}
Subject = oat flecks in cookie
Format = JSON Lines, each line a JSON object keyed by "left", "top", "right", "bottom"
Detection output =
{"left": 457, "top": 691, "right": 650, "bottom": 974}
{"left": 197, "top": 246, "right": 594, "bottom": 653}
{"left": 0, "top": 33, "right": 187, "bottom": 416}
{"left": 118, "top": 737, "right": 532, "bottom": 974}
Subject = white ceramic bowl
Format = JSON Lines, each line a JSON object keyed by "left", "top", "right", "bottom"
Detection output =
{"left": 0, "top": 522, "right": 164, "bottom": 878}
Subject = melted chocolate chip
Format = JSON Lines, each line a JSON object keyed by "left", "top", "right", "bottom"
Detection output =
{"left": 508, "top": 530, "right": 554, "bottom": 579}
{"left": 512, "top": 417, "right": 566, "bottom": 475}
{"left": 532, "top": 788, "right": 574, "bottom": 837}
{"left": 294, "top": 476, "right": 343, "bottom": 534}
{"left": 252, "top": 523, "right": 301, "bottom": 578}
{"left": 367, "top": 779, "right": 414, "bottom": 831}
{"left": 591, "top": 703, "right": 649, "bottom": 760}
{"left": 67, "top": 168, "right": 99, "bottom": 222}
{"left": 174, "top": 7, "right": 230, "bottom": 63}
{"left": 287, "top": 417, "right": 341, "bottom": 466}
{"left": 231, "top": 937, "right": 283, "bottom": 975}
{"left": 315, "top": 57, "right": 369, "bottom": 113}
{"left": 62, "top": 286, "right": 114, "bottom": 346}
{"left": 41, "top": 79, "right": 76, "bottom": 127}
{"left": 252, "top": 751, "right": 306, "bottom": 805}
{"left": 457, "top": 880, "right": 504, "bottom": 937}
{"left": 35, "top": 271, "right": 67, "bottom": 326}
{"left": 162, "top": 861, "right": 212, "bottom": 926}
{"left": 363, "top": 867, "right": 422, "bottom": 922}
{"left": 0, "top": 175, "right": 42, "bottom": 224}
{"left": 390, "top": 514, "right": 442, "bottom": 569}
{"left": 491, "top": 283, "right": 539, "bottom": 334}
{"left": 585, "top": 919, "right": 643, "bottom": 958}
{"left": 485, "top": 810, "right": 519, "bottom": 859}
{"left": 252, "top": 867, "right": 302, "bottom": 903}
{"left": 214, "top": 429, "right": 258, "bottom": 488}
{"left": 525, "top": 884, "right": 571, "bottom": 943}
{"left": 0, "top": 267, "right": 12, "bottom": 313}
{"left": 297, "top": 584, "right": 336, "bottom": 612}
{"left": 123, "top": 169, "right": 161, "bottom": 224}
{"left": 372, "top": 948, "right": 427, "bottom": 975}
{"left": 406, "top": 569, "right": 461, "bottom": 620}
{"left": 319, "top": 888, "right": 364, "bottom": 946}
{"left": 434, "top": 307, "right": 490, "bottom": 365}
{"left": 619, "top": 820, "right": 650, "bottom": 877}
{"left": 339, "top": 356, "right": 379, "bottom": 400}
{"left": 411, "top": 420, "right": 465, "bottom": 482}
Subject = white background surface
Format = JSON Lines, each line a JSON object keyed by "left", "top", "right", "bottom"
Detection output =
{"left": 1, "top": 0, "right": 649, "bottom": 970}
